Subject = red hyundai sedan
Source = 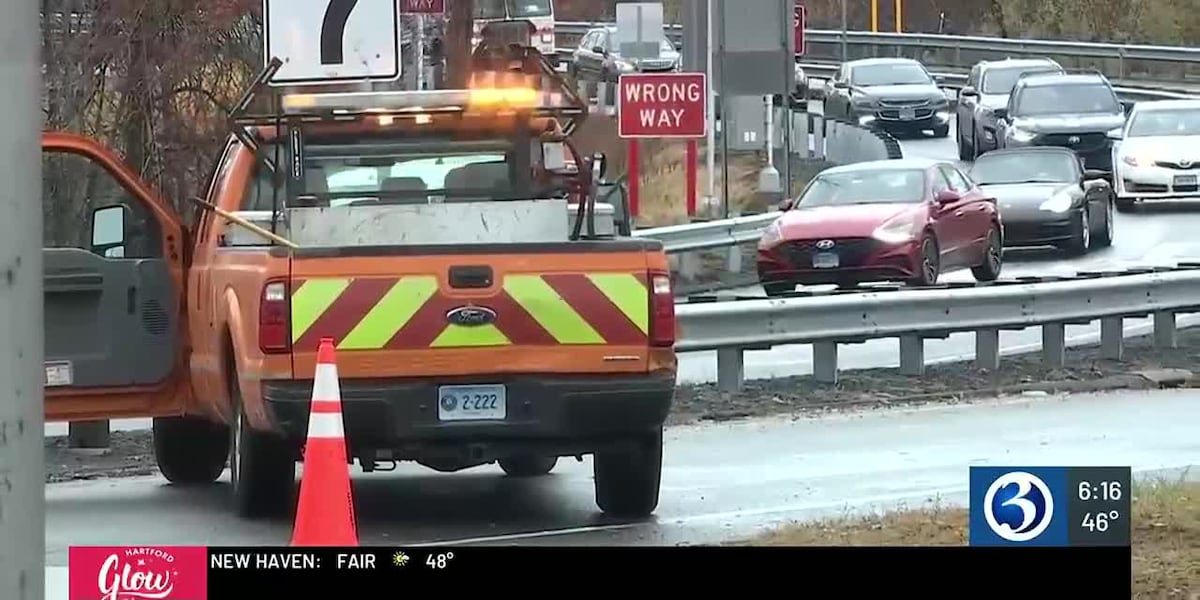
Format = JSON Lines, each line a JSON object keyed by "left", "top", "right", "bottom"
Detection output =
{"left": 757, "top": 158, "right": 1003, "bottom": 295}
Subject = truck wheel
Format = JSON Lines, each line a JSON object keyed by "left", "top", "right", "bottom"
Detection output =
{"left": 499, "top": 455, "right": 558, "bottom": 477}
{"left": 153, "top": 415, "right": 229, "bottom": 485}
{"left": 228, "top": 374, "right": 295, "bottom": 519}
{"left": 593, "top": 428, "right": 663, "bottom": 518}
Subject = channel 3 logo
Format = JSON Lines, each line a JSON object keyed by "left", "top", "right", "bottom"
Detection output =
{"left": 984, "top": 472, "right": 1054, "bottom": 541}
{"left": 969, "top": 466, "right": 1067, "bottom": 546}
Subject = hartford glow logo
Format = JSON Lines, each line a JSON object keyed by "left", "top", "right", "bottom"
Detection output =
{"left": 69, "top": 546, "right": 207, "bottom": 600}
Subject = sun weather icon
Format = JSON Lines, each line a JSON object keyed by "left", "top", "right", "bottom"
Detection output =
{"left": 392, "top": 551, "right": 410, "bottom": 567}
{"left": 983, "top": 471, "right": 1055, "bottom": 542}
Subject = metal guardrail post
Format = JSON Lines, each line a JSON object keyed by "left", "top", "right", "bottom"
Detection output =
{"left": 1154, "top": 311, "right": 1177, "bottom": 348}
{"left": 898, "top": 335, "right": 925, "bottom": 376}
{"left": 1100, "top": 317, "right": 1124, "bottom": 359}
{"left": 1043, "top": 323, "right": 1067, "bottom": 368}
{"left": 975, "top": 329, "right": 1001, "bottom": 370}
{"left": 813, "top": 342, "right": 839, "bottom": 384}
{"left": 716, "top": 348, "right": 744, "bottom": 392}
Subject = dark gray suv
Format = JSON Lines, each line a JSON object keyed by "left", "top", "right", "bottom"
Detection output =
{"left": 824, "top": 57, "right": 950, "bottom": 138}
{"left": 956, "top": 57, "right": 1064, "bottom": 161}
{"left": 994, "top": 72, "right": 1127, "bottom": 173}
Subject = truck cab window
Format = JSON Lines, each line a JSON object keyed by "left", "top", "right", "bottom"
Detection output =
{"left": 43, "top": 151, "right": 162, "bottom": 259}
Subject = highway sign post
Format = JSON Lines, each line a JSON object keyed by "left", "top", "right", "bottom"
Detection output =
{"left": 263, "top": 0, "right": 400, "bottom": 85}
{"left": 618, "top": 72, "right": 708, "bottom": 217}
{"left": 795, "top": 4, "right": 807, "bottom": 56}
{"left": 615, "top": 2, "right": 664, "bottom": 61}
{"left": 401, "top": 0, "right": 444, "bottom": 91}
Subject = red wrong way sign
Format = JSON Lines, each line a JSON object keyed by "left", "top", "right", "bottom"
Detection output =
{"left": 617, "top": 73, "right": 707, "bottom": 139}
{"left": 401, "top": 0, "right": 444, "bottom": 13}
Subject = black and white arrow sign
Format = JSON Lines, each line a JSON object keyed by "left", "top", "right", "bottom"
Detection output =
{"left": 262, "top": 0, "right": 400, "bottom": 85}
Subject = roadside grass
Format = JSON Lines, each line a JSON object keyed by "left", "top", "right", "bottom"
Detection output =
{"left": 744, "top": 477, "right": 1199, "bottom": 599}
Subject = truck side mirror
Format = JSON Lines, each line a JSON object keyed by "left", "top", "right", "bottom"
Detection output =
{"left": 90, "top": 204, "right": 127, "bottom": 258}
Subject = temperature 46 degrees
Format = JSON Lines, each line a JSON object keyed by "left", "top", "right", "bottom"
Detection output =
{"left": 426, "top": 552, "right": 455, "bottom": 569}
{"left": 1081, "top": 511, "right": 1121, "bottom": 532}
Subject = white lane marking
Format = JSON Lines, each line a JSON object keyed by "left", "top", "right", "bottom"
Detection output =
{"left": 412, "top": 486, "right": 970, "bottom": 546}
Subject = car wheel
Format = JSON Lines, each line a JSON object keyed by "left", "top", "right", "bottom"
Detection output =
{"left": 957, "top": 124, "right": 972, "bottom": 161}
{"left": 153, "top": 415, "right": 229, "bottom": 485}
{"left": 971, "top": 226, "right": 1003, "bottom": 282}
{"left": 594, "top": 428, "right": 663, "bottom": 518}
{"left": 909, "top": 234, "right": 940, "bottom": 286}
{"left": 499, "top": 455, "right": 558, "bottom": 477}
{"left": 1092, "top": 200, "right": 1114, "bottom": 248}
{"left": 229, "top": 369, "right": 296, "bottom": 519}
{"left": 932, "top": 123, "right": 950, "bottom": 138}
{"left": 1061, "top": 206, "right": 1091, "bottom": 256}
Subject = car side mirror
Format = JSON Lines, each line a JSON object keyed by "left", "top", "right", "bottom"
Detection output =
{"left": 959, "top": 86, "right": 978, "bottom": 97}
{"left": 1083, "top": 168, "right": 1108, "bottom": 180}
{"left": 934, "top": 190, "right": 961, "bottom": 204}
{"left": 779, "top": 197, "right": 795, "bottom": 211}
{"left": 934, "top": 75, "right": 945, "bottom": 85}
{"left": 833, "top": 80, "right": 849, "bottom": 89}
{"left": 591, "top": 45, "right": 605, "bottom": 54}
{"left": 90, "top": 204, "right": 128, "bottom": 258}
{"left": 1105, "top": 127, "right": 1123, "bottom": 140}
{"left": 992, "top": 107, "right": 1008, "bottom": 120}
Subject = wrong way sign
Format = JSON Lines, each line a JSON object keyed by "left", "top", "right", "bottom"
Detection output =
{"left": 263, "top": 0, "right": 400, "bottom": 85}
{"left": 617, "top": 73, "right": 707, "bottom": 139}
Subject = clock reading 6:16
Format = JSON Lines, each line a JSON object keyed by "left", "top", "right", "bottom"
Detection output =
{"left": 1078, "top": 480, "right": 1122, "bottom": 501}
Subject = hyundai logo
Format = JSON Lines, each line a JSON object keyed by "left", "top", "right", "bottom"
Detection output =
{"left": 446, "top": 306, "right": 497, "bottom": 327}
{"left": 815, "top": 239, "right": 835, "bottom": 249}
{"left": 1068, "top": 136, "right": 1081, "bottom": 144}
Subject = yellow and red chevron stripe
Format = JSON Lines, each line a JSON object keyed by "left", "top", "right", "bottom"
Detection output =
{"left": 289, "top": 273, "right": 650, "bottom": 350}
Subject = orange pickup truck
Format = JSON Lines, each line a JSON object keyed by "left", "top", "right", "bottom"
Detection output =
{"left": 42, "top": 47, "right": 677, "bottom": 518}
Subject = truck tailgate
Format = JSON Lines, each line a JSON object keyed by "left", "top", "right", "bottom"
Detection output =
{"left": 286, "top": 245, "right": 657, "bottom": 379}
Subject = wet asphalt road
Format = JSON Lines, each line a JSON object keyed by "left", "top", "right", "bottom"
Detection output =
{"left": 45, "top": 388, "right": 1200, "bottom": 571}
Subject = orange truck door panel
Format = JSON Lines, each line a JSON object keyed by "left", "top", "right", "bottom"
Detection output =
{"left": 283, "top": 246, "right": 653, "bottom": 379}
{"left": 42, "top": 132, "right": 189, "bottom": 421}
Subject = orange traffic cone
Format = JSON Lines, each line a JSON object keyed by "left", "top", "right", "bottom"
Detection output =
{"left": 290, "top": 337, "right": 358, "bottom": 546}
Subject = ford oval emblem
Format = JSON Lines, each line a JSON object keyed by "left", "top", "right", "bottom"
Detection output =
{"left": 446, "top": 306, "right": 497, "bottom": 327}
{"left": 815, "top": 239, "right": 835, "bottom": 249}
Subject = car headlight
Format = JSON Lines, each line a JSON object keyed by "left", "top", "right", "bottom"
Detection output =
{"left": 872, "top": 217, "right": 915, "bottom": 243}
{"left": 759, "top": 220, "right": 784, "bottom": 248}
{"left": 618, "top": 60, "right": 636, "bottom": 73}
{"left": 1121, "top": 154, "right": 1152, "bottom": 167}
{"left": 1038, "top": 191, "right": 1074, "bottom": 213}
{"left": 1008, "top": 127, "right": 1037, "bottom": 143}
{"left": 851, "top": 97, "right": 876, "bottom": 109}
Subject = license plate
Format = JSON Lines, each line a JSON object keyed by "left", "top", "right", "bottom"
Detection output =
{"left": 45, "top": 361, "right": 73, "bottom": 386}
{"left": 813, "top": 252, "right": 839, "bottom": 268}
{"left": 438, "top": 384, "right": 506, "bottom": 421}
{"left": 899, "top": 107, "right": 916, "bottom": 120}
{"left": 1174, "top": 175, "right": 1197, "bottom": 187}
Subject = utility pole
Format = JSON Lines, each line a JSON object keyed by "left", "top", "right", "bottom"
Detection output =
{"left": 0, "top": 0, "right": 46, "bottom": 596}
{"left": 704, "top": 0, "right": 716, "bottom": 216}
{"left": 445, "top": 0, "right": 474, "bottom": 89}
{"left": 416, "top": 15, "right": 427, "bottom": 90}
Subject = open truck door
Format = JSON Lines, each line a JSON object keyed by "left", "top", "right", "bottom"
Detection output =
{"left": 42, "top": 132, "right": 190, "bottom": 422}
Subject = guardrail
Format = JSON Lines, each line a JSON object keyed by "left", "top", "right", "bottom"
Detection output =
{"left": 675, "top": 264, "right": 1200, "bottom": 391}
{"left": 555, "top": 21, "right": 1200, "bottom": 90}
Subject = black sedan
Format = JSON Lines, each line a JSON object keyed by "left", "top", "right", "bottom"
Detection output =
{"left": 968, "top": 147, "right": 1115, "bottom": 255}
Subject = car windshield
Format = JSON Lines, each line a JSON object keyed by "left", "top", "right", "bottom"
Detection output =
{"left": 1014, "top": 83, "right": 1121, "bottom": 116}
{"left": 850, "top": 63, "right": 932, "bottom": 87}
{"left": 475, "top": 0, "right": 552, "bottom": 19}
{"left": 1126, "top": 108, "right": 1200, "bottom": 137}
{"left": 798, "top": 169, "right": 927, "bottom": 207}
{"left": 970, "top": 152, "right": 1078, "bottom": 185}
{"left": 981, "top": 66, "right": 1061, "bottom": 94}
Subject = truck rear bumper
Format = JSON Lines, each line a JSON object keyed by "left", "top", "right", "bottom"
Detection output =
{"left": 261, "top": 373, "right": 675, "bottom": 458}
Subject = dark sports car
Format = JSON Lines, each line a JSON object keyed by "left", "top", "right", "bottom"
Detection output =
{"left": 969, "top": 147, "right": 1115, "bottom": 255}
{"left": 756, "top": 158, "right": 1003, "bottom": 295}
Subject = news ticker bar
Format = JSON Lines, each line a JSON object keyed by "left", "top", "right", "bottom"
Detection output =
{"left": 206, "top": 547, "right": 1131, "bottom": 593}
{"left": 69, "top": 545, "right": 1131, "bottom": 597}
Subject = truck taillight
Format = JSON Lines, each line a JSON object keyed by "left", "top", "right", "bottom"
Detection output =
{"left": 259, "top": 279, "right": 290, "bottom": 354}
{"left": 648, "top": 272, "right": 675, "bottom": 347}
